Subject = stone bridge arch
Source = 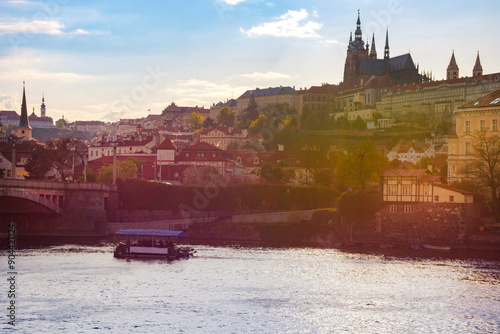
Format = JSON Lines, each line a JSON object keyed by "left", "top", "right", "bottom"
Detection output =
{"left": 0, "top": 188, "right": 64, "bottom": 214}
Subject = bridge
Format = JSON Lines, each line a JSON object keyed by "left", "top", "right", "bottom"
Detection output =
{"left": 0, "top": 179, "right": 119, "bottom": 237}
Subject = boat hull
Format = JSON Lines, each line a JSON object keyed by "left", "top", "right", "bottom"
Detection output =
{"left": 422, "top": 244, "right": 451, "bottom": 251}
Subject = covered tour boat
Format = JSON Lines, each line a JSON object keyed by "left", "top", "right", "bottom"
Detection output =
{"left": 113, "top": 228, "right": 195, "bottom": 259}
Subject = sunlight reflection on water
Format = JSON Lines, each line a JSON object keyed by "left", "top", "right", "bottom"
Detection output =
{"left": 3, "top": 245, "right": 500, "bottom": 333}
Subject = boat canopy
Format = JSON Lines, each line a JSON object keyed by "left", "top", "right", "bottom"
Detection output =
{"left": 115, "top": 228, "right": 188, "bottom": 238}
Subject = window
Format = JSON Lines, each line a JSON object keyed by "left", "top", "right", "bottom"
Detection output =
{"left": 388, "top": 185, "right": 397, "bottom": 195}
{"left": 449, "top": 196, "right": 454, "bottom": 202}
{"left": 404, "top": 205, "right": 411, "bottom": 213}
{"left": 196, "top": 152, "right": 205, "bottom": 158}
{"left": 480, "top": 120, "right": 486, "bottom": 131}
{"left": 434, "top": 195, "right": 439, "bottom": 202}
{"left": 465, "top": 120, "right": 471, "bottom": 133}
{"left": 465, "top": 142, "right": 471, "bottom": 155}
{"left": 390, "top": 205, "right": 397, "bottom": 213}
{"left": 402, "top": 185, "right": 411, "bottom": 196}
{"left": 423, "top": 185, "right": 429, "bottom": 196}
{"left": 493, "top": 119, "right": 498, "bottom": 131}
{"left": 452, "top": 165, "right": 456, "bottom": 177}
{"left": 211, "top": 152, "right": 216, "bottom": 158}
{"left": 185, "top": 152, "right": 190, "bottom": 158}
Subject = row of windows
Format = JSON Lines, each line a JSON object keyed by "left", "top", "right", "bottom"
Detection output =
{"left": 390, "top": 205, "right": 411, "bottom": 213}
{"left": 464, "top": 119, "right": 498, "bottom": 132}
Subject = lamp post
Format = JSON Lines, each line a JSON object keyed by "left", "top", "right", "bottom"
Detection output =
{"left": 112, "top": 144, "right": 117, "bottom": 185}
{"left": 11, "top": 142, "right": 16, "bottom": 179}
{"left": 83, "top": 152, "right": 88, "bottom": 183}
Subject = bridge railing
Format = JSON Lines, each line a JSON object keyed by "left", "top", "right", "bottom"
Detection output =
{"left": 0, "top": 178, "right": 117, "bottom": 192}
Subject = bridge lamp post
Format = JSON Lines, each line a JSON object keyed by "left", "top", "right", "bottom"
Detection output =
{"left": 11, "top": 142, "right": 16, "bottom": 179}
{"left": 112, "top": 143, "right": 117, "bottom": 185}
{"left": 83, "top": 152, "right": 88, "bottom": 183}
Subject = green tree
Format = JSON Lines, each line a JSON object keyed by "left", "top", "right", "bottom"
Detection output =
{"left": 97, "top": 158, "right": 138, "bottom": 184}
{"left": 336, "top": 116, "right": 350, "bottom": 129}
{"left": 24, "top": 146, "right": 53, "bottom": 179}
{"left": 216, "top": 107, "right": 235, "bottom": 127}
{"left": 372, "top": 111, "right": 383, "bottom": 125}
{"left": 188, "top": 112, "right": 204, "bottom": 129}
{"left": 44, "top": 138, "right": 82, "bottom": 181}
{"left": 259, "top": 161, "right": 295, "bottom": 184}
{"left": 203, "top": 117, "right": 215, "bottom": 128}
{"left": 337, "top": 139, "right": 388, "bottom": 190}
{"left": 351, "top": 116, "right": 367, "bottom": 131}
{"left": 244, "top": 95, "right": 259, "bottom": 121}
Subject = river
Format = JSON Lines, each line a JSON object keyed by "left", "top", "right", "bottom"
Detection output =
{"left": 2, "top": 242, "right": 500, "bottom": 333}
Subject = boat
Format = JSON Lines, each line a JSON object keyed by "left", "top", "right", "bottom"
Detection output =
{"left": 422, "top": 244, "right": 451, "bottom": 251}
{"left": 113, "top": 228, "right": 195, "bottom": 259}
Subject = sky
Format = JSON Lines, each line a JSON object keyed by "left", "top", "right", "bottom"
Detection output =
{"left": 0, "top": 0, "right": 499, "bottom": 122}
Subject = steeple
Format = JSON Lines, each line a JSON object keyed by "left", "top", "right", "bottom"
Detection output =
{"left": 447, "top": 50, "right": 459, "bottom": 80}
{"left": 41, "top": 93, "right": 46, "bottom": 117}
{"left": 351, "top": 9, "right": 364, "bottom": 50}
{"left": 473, "top": 51, "right": 483, "bottom": 77}
{"left": 369, "top": 33, "right": 377, "bottom": 59}
{"left": 17, "top": 81, "right": 32, "bottom": 139}
{"left": 384, "top": 27, "right": 390, "bottom": 59}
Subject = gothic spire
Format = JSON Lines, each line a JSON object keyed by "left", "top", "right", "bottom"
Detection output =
{"left": 384, "top": 27, "right": 390, "bottom": 59}
{"left": 447, "top": 50, "right": 459, "bottom": 80}
{"left": 19, "top": 81, "right": 31, "bottom": 129}
{"left": 354, "top": 9, "right": 362, "bottom": 41}
{"left": 370, "top": 33, "right": 377, "bottom": 59}
{"left": 473, "top": 51, "right": 483, "bottom": 77}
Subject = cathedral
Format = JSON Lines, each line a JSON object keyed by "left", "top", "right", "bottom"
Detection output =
{"left": 343, "top": 11, "right": 428, "bottom": 86}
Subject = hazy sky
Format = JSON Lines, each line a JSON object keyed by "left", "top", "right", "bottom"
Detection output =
{"left": 0, "top": 0, "right": 498, "bottom": 122}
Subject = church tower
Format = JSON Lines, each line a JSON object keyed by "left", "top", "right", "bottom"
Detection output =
{"left": 17, "top": 81, "right": 32, "bottom": 139}
{"left": 343, "top": 10, "right": 369, "bottom": 82}
{"left": 384, "top": 28, "right": 390, "bottom": 59}
{"left": 41, "top": 93, "right": 46, "bottom": 117}
{"left": 447, "top": 51, "right": 459, "bottom": 80}
{"left": 473, "top": 51, "right": 483, "bottom": 77}
{"left": 369, "top": 33, "right": 377, "bottom": 59}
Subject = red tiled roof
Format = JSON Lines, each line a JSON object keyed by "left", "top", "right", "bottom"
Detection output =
{"left": 458, "top": 89, "right": 500, "bottom": 109}
{"left": 157, "top": 138, "right": 176, "bottom": 150}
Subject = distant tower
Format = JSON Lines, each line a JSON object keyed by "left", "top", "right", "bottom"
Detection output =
{"left": 369, "top": 33, "right": 377, "bottom": 59}
{"left": 447, "top": 50, "right": 459, "bottom": 80}
{"left": 343, "top": 10, "right": 369, "bottom": 82}
{"left": 41, "top": 93, "right": 46, "bottom": 117}
{"left": 473, "top": 51, "right": 483, "bottom": 77}
{"left": 384, "top": 28, "right": 390, "bottom": 59}
{"left": 17, "top": 81, "right": 32, "bottom": 139}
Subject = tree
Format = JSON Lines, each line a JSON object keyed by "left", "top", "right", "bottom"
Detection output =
{"left": 244, "top": 95, "right": 259, "bottom": 121}
{"left": 337, "top": 139, "right": 388, "bottom": 190}
{"left": 24, "top": 146, "right": 53, "bottom": 179}
{"left": 182, "top": 165, "right": 224, "bottom": 186}
{"left": 44, "top": 138, "right": 82, "bottom": 181}
{"left": 188, "top": 112, "right": 204, "bottom": 129}
{"left": 216, "top": 107, "right": 235, "bottom": 127}
{"left": 372, "top": 111, "right": 383, "bottom": 125}
{"left": 351, "top": 116, "right": 367, "bottom": 131}
{"left": 203, "top": 117, "right": 215, "bottom": 128}
{"left": 97, "top": 157, "right": 138, "bottom": 184}
{"left": 471, "top": 131, "right": 500, "bottom": 217}
{"left": 259, "top": 161, "right": 295, "bottom": 184}
{"left": 336, "top": 116, "right": 350, "bottom": 129}
{"left": 249, "top": 114, "right": 269, "bottom": 134}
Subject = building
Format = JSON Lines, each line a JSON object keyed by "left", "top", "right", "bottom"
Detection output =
{"left": 74, "top": 121, "right": 106, "bottom": 134}
{"left": 175, "top": 142, "right": 243, "bottom": 177}
{"left": 199, "top": 126, "right": 246, "bottom": 150}
{"left": 386, "top": 141, "right": 435, "bottom": 165}
{"left": 17, "top": 82, "right": 32, "bottom": 140}
{"left": 236, "top": 86, "right": 298, "bottom": 116}
{"left": 379, "top": 169, "right": 472, "bottom": 204}
{"left": 447, "top": 89, "right": 500, "bottom": 182}
{"left": 0, "top": 94, "right": 53, "bottom": 129}
{"left": 343, "top": 11, "right": 426, "bottom": 86}
{"left": 88, "top": 134, "right": 157, "bottom": 161}
{"left": 210, "top": 99, "right": 237, "bottom": 121}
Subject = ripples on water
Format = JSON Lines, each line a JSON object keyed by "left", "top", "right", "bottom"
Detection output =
{"left": 2, "top": 244, "right": 500, "bottom": 333}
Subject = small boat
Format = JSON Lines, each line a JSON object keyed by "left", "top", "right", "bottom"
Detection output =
{"left": 113, "top": 228, "right": 195, "bottom": 259}
{"left": 422, "top": 244, "right": 451, "bottom": 251}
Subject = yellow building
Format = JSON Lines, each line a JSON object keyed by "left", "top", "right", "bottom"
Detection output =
{"left": 447, "top": 89, "right": 500, "bottom": 182}
{"left": 236, "top": 86, "right": 298, "bottom": 116}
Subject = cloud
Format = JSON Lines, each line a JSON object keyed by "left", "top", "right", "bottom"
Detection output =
{"left": 0, "top": 19, "right": 65, "bottom": 35}
{"left": 166, "top": 79, "right": 250, "bottom": 107}
{"left": 0, "top": 93, "right": 19, "bottom": 111}
{"left": 241, "top": 9, "right": 323, "bottom": 38}
{"left": 219, "top": 0, "right": 246, "bottom": 5}
{"left": 236, "top": 71, "right": 291, "bottom": 80}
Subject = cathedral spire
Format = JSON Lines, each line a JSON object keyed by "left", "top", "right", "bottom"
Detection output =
{"left": 447, "top": 50, "right": 459, "bottom": 80}
{"left": 17, "top": 81, "right": 32, "bottom": 139}
{"left": 384, "top": 27, "right": 390, "bottom": 59}
{"left": 473, "top": 51, "right": 483, "bottom": 77}
{"left": 41, "top": 93, "right": 46, "bottom": 117}
{"left": 370, "top": 33, "right": 377, "bottom": 59}
{"left": 354, "top": 9, "right": 362, "bottom": 42}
